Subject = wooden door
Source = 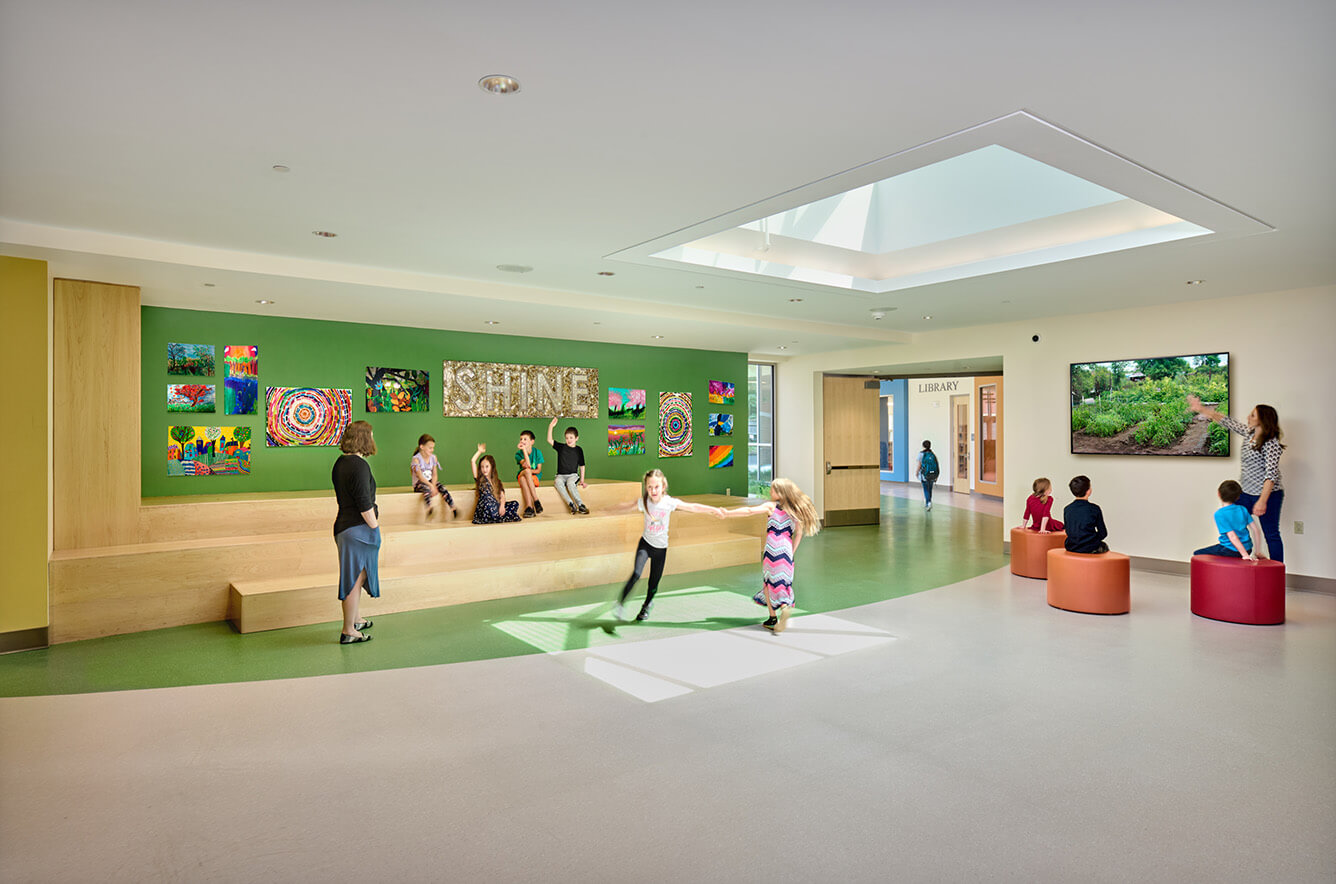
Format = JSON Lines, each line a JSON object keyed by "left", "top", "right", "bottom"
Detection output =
{"left": 822, "top": 375, "right": 880, "bottom": 526}
{"left": 974, "top": 375, "right": 1004, "bottom": 498}
{"left": 950, "top": 394, "right": 971, "bottom": 495}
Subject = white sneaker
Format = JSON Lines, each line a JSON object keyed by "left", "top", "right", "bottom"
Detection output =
{"left": 926, "top": 501, "right": 932, "bottom": 511}
{"left": 610, "top": 603, "right": 625, "bottom": 621}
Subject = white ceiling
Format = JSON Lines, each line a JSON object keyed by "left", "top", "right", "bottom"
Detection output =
{"left": 2, "top": 0, "right": 1334, "bottom": 357}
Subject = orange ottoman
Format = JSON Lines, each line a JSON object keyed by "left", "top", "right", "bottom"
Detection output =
{"left": 1010, "top": 528, "right": 1068, "bottom": 579}
{"left": 1046, "top": 549, "right": 1131, "bottom": 614}
{"left": 1190, "top": 555, "right": 1286, "bottom": 625}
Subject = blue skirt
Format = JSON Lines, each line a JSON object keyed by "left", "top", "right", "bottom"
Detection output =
{"left": 335, "top": 524, "right": 382, "bottom": 600}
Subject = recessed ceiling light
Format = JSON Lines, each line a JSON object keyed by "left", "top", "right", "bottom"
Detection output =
{"left": 1186, "top": 279, "right": 1205, "bottom": 285}
{"left": 1001, "top": 299, "right": 1012, "bottom": 304}
{"left": 202, "top": 283, "right": 215, "bottom": 287}
{"left": 597, "top": 271, "right": 615, "bottom": 277}
{"left": 789, "top": 298, "right": 804, "bottom": 303}
{"left": 271, "top": 164, "right": 290, "bottom": 173}
{"left": 255, "top": 299, "right": 274, "bottom": 305}
{"left": 695, "top": 285, "right": 705, "bottom": 289}
{"left": 777, "top": 346, "right": 788, "bottom": 350}
{"left": 478, "top": 75, "right": 520, "bottom": 95}
{"left": 312, "top": 230, "right": 337, "bottom": 237}
{"left": 593, "top": 321, "right": 601, "bottom": 325}
{"left": 922, "top": 315, "right": 932, "bottom": 320}
{"left": 496, "top": 264, "right": 533, "bottom": 273}
{"left": 485, "top": 320, "right": 500, "bottom": 325}
{"left": 651, "top": 335, "right": 664, "bottom": 340}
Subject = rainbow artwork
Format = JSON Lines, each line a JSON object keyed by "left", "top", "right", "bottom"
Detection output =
{"left": 708, "top": 444, "right": 734, "bottom": 469}
{"left": 708, "top": 413, "right": 733, "bottom": 436}
{"left": 223, "top": 345, "right": 259, "bottom": 415}
{"left": 708, "top": 380, "right": 734, "bottom": 405}
{"left": 608, "top": 424, "right": 645, "bottom": 457}
{"left": 167, "top": 384, "right": 216, "bottom": 413}
{"left": 658, "top": 391, "right": 692, "bottom": 457}
{"left": 266, "top": 386, "right": 353, "bottom": 447}
{"left": 167, "top": 425, "right": 252, "bottom": 476}
{"left": 608, "top": 387, "right": 646, "bottom": 419}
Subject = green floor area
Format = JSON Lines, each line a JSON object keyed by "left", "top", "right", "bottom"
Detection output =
{"left": 0, "top": 496, "right": 1006, "bottom": 697}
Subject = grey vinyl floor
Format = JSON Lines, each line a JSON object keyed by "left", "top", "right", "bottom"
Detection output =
{"left": 2, "top": 567, "right": 1333, "bottom": 883}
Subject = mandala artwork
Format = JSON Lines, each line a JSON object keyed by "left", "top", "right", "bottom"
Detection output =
{"left": 658, "top": 391, "right": 692, "bottom": 457}
{"left": 266, "top": 386, "right": 353, "bottom": 447}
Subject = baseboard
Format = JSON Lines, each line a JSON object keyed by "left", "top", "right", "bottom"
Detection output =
{"left": 998, "top": 547, "right": 1334, "bottom": 595}
{"left": 0, "top": 626, "right": 49, "bottom": 654}
{"left": 824, "top": 508, "right": 880, "bottom": 527}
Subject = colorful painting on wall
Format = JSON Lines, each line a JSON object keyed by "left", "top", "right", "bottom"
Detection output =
{"left": 708, "top": 380, "right": 735, "bottom": 405}
{"left": 608, "top": 387, "right": 646, "bottom": 419}
{"left": 167, "top": 384, "right": 216, "bottom": 413}
{"left": 658, "top": 391, "right": 693, "bottom": 457}
{"left": 608, "top": 424, "right": 645, "bottom": 457}
{"left": 167, "top": 342, "right": 215, "bottom": 376}
{"left": 366, "top": 366, "right": 429, "bottom": 413}
{"left": 223, "top": 345, "right": 259, "bottom": 415}
{"left": 266, "top": 386, "right": 353, "bottom": 447}
{"left": 167, "top": 426, "right": 252, "bottom": 476}
{"left": 708, "top": 444, "right": 734, "bottom": 469}
{"left": 708, "top": 413, "right": 733, "bottom": 436}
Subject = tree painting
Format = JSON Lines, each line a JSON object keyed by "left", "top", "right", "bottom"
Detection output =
{"left": 168, "top": 384, "right": 216, "bottom": 413}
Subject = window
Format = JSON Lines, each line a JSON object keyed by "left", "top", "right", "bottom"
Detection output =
{"left": 748, "top": 363, "right": 774, "bottom": 495}
{"left": 979, "top": 384, "right": 997, "bottom": 483}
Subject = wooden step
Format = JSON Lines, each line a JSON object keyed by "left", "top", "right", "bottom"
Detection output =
{"left": 229, "top": 533, "right": 763, "bottom": 633}
{"left": 49, "top": 494, "right": 766, "bottom": 643}
{"left": 137, "top": 478, "right": 643, "bottom": 543}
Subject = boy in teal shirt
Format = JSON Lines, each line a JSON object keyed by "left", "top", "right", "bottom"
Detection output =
{"left": 515, "top": 430, "right": 545, "bottom": 518}
{"left": 1193, "top": 480, "right": 1261, "bottom": 560}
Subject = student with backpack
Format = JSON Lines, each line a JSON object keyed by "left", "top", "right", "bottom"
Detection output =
{"left": 916, "top": 441, "right": 940, "bottom": 511}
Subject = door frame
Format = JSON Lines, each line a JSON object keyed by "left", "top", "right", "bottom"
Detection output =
{"left": 949, "top": 393, "right": 971, "bottom": 495}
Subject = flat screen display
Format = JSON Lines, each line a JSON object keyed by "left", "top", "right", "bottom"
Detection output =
{"left": 1070, "top": 352, "right": 1229, "bottom": 456}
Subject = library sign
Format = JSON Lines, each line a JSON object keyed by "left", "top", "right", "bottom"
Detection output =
{"left": 441, "top": 361, "right": 600, "bottom": 418}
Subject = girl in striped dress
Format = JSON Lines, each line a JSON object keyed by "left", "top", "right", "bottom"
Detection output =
{"left": 721, "top": 478, "right": 821, "bottom": 633}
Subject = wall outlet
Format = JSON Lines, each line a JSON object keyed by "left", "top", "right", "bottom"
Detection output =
{"left": 1293, "top": 521, "right": 1304, "bottom": 535}
{"left": 725, "top": 487, "right": 731, "bottom": 497}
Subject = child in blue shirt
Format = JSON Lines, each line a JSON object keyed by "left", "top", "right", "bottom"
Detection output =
{"left": 1193, "top": 480, "right": 1261, "bottom": 560}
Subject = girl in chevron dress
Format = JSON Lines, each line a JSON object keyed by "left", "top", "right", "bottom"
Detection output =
{"left": 721, "top": 478, "right": 821, "bottom": 634}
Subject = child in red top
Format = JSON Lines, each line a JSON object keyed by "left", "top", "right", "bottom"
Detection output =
{"left": 1021, "top": 477, "right": 1064, "bottom": 533}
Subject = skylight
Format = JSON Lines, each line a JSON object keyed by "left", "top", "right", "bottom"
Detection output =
{"left": 612, "top": 112, "right": 1270, "bottom": 294}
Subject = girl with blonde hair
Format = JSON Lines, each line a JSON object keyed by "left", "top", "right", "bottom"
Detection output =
{"left": 721, "top": 478, "right": 820, "bottom": 633}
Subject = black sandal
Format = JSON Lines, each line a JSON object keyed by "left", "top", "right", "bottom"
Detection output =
{"left": 354, "top": 619, "right": 373, "bottom": 630}
{"left": 339, "top": 633, "right": 372, "bottom": 644}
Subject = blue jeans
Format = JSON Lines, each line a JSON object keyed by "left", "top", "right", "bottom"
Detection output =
{"left": 1237, "top": 489, "right": 1284, "bottom": 562}
{"left": 1193, "top": 544, "right": 1242, "bottom": 558}
{"left": 920, "top": 478, "right": 934, "bottom": 504}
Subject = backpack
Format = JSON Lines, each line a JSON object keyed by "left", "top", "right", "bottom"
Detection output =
{"left": 921, "top": 449, "right": 939, "bottom": 480}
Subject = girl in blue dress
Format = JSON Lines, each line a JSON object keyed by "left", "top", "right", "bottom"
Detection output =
{"left": 470, "top": 444, "right": 521, "bottom": 524}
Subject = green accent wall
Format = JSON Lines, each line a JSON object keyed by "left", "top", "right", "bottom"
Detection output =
{"left": 142, "top": 307, "right": 747, "bottom": 497}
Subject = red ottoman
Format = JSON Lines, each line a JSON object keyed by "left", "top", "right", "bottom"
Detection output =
{"left": 1047, "top": 549, "right": 1131, "bottom": 614}
{"left": 1190, "top": 555, "right": 1286, "bottom": 625}
{"left": 1011, "top": 527, "right": 1068, "bottom": 579}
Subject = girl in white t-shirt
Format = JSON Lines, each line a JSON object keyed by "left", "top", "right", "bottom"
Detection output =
{"left": 610, "top": 469, "right": 722, "bottom": 621}
{"left": 410, "top": 434, "right": 457, "bottom": 520}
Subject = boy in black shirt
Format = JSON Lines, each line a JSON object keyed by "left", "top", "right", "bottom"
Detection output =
{"left": 547, "top": 417, "right": 589, "bottom": 514}
{"left": 1063, "top": 475, "right": 1109, "bottom": 554}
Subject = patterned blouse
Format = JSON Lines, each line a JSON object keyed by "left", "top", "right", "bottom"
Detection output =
{"left": 1219, "top": 415, "right": 1284, "bottom": 494}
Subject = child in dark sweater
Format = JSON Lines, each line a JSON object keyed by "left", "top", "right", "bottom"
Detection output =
{"left": 1063, "top": 475, "right": 1109, "bottom": 554}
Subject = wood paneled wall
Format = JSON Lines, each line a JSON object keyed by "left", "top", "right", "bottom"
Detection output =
{"left": 53, "top": 279, "right": 141, "bottom": 550}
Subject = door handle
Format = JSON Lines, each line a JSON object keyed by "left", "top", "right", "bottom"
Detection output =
{"left": 825, "top": 460, "right": 832, "bottom": 475}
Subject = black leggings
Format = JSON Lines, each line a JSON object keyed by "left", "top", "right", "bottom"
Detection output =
{"left": 619, "top": 539, "right": 667, "bottom": 610}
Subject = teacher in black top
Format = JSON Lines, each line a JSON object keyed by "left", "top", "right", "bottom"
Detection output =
{"left": 332, "top": 420, "right": 380, "bottom": 643}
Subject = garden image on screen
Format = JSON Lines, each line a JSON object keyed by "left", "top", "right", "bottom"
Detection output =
{"left": 1070, "top": 353, "right": 1229, "bottom": 457}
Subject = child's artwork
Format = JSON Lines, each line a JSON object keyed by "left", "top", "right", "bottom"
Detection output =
{"left": 608, "top": 387, "right": 646, "bottom": 419}
{"left": 608, "top": 424, "right": 645, "bottom": 457}
{"left": 266, "top": 387, "right": 353, "bottom": 447}
{"left": 167, "top": 343, "right": 215, "bottom": 376}
{"left": 223, "top": 345, "right": 259, "bottom": 415}
{"left": 168, "top": 425, "right": 252, "bottom": 476}
{"left": 167, "top": 384, "right": 216, "bottom": 413}
{"left": 708, "top": 413, "right": 733, "bottom": 436}
{"left": 366, "top": 366, "right": 429, "bottom": 413}
{"left": 708, "top": 380, "right": 735, "bottom": 405}
{"left": 708, "top": 444, "right": 734, "bottom": 469}
{"left": 658, "top": 391, "right": 693, "bottom": 457}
